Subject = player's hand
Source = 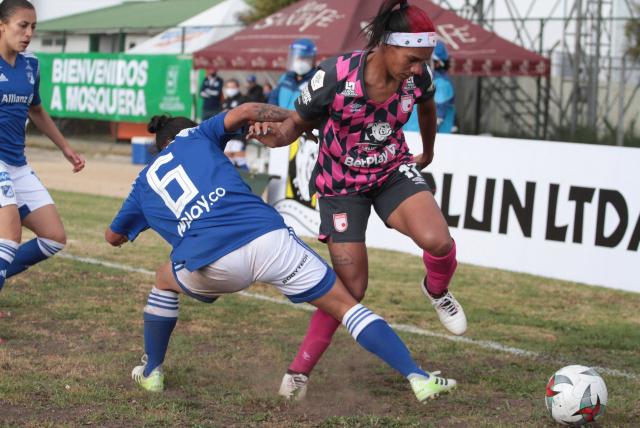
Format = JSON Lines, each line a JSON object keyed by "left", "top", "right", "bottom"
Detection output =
{"left": 105, "top": 228, "right": 128, "bottom": 247}
{"left": 247, "top": 122, "right": 281, "bottom": 148}
{"left": 413, "top": 151, "right": 434, "bottom": 170}
{"left": 63, "top": 147, "right": 86, "bottom": 173}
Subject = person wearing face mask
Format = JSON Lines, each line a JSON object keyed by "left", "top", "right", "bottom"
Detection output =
{"left": 221, "top": 79, "right": 248, "bottom": 170}
{"left": 199, "top": 68, "right": 223, "bottom": 121}
{"left": 268, "top": 38, "right": 317, "bottom": 110}
{"left": 221, "top": 79, "right": 245, "bottom": 111}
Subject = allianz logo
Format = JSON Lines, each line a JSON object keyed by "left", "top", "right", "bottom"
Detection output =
{"left": 1, "top": 93, "right": 33, "bottom": 104}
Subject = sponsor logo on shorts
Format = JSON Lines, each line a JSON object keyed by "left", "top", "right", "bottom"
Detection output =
{"left": 282, "top": 253, "right": 309, "bottom": 284}
{"left": 333, "top": 213, "right": 348, "bottom": 232}
{"left": 1, "top": 185, "right": 14, "bottom": 198}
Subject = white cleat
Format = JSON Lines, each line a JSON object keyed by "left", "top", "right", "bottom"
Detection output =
{"left": 278, "top": 373, "right": 308, "bottom": 401}
{"left": 422, "top": 278, "right": 467, "bottom": 335}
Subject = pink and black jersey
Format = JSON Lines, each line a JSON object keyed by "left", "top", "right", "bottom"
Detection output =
{"left": 295, "top": 50, "right": 435, "bottom": 197}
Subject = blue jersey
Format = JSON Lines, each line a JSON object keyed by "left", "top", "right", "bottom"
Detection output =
{"left": 268, "top": 70, "right": 314, "bottom": 111}
{"left": 0, "top": 52, "right": 41, "bottom": 166}
{"left": 110, "top": 113, "right": 286, "bottom": 271}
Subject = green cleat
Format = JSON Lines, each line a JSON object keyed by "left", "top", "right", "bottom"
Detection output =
{"left": 131, "top": 355, "right": 164, "bottom": 392}
{"left": 409, "top": 371, "right": 457, "bottom": 402}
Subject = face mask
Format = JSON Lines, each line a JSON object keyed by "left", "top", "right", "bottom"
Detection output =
{"left": 224, "top": 88, "right": 239, "bottom": 98}
{"left": 292, "top": 59, "right": 312, "bottom": 76}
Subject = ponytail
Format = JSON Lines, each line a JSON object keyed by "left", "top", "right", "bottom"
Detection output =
{"left": 362, "top": 0, "right": 435, "bottom": 50}
{"left": 147, "top": 115, "right": 197, "bottom": 151}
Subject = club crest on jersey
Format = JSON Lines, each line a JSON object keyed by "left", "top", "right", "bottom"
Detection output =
{"left": 310, "top": 70, "right": 325, "bottom": 91}
{"left": 341, "top": 81, "right": 358, "bottom": 97}
{"left": 365, "top": 121, "right": 393, "bottom": 143}
{"left": 333, "top": 213, "right": 348, "bottom": 232}
{"left": 401, "top": 95, "right": 414, "bottom": 113}
{"left": 404, "top": 76, "right": 416, "bottom": 91}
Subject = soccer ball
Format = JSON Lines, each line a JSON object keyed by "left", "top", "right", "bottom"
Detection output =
{"left": 545, "top": 365, "right": 607, "bottom": 426}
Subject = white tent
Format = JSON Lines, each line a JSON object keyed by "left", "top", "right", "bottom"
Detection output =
{"left": 127, "top": 0, "right": 249, "bottom": 54}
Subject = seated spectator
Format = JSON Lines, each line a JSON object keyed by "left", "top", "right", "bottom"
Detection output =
{"left": 222, "top": 79, "right": 249, "bottom": 170}
{"left": 222, "top": 79, "right": 246, "bottom": 111}
{"left": 245, "top": 75, "right": 265, "bottom": 103}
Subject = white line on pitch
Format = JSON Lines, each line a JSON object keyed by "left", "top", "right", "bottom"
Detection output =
{"left": 58, "top": 253, "right": 639, "bottom": 382}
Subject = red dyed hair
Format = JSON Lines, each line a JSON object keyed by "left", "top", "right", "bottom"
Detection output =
{"left": 363, "top": 0, "right": 435, "bottom": 49}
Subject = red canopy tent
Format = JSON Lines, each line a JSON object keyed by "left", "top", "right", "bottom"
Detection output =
{"left": 193, "top": 0, "right": 549, "bottom": 77}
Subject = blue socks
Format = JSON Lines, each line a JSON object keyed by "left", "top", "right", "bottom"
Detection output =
{"left": 0, "top": 239, "right": 19, "bottom": 291}
{"left": 6, "top": 237, "right": 64, "bottom": 278}
{"left": 342, "top": 304, "right": 428, "bottom": 379}
{"left": 143, "top": 287, "right": 179, "bottom": 376}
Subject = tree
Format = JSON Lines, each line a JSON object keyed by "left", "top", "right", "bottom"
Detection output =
{"left": 626, "top": 3, "right": 640, "bottom": 60}
{"left": 240, "top": 0, "right": 301, "bottom": 25}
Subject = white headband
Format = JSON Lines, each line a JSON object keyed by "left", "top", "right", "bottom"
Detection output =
{"left": 384, "top": 32, "right": 438, "bottom": 48}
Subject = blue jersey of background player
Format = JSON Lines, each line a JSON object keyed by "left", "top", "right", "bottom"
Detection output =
{"left": 105, "top": 103, "right": 456, "bottom": 401}
{"left": 0, "top": 0, "right": 85, "bottom": 342}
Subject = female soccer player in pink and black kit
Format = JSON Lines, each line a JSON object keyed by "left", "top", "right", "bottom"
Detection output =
{"left": 250, "top": 0, "right": 467, "bottom": 399}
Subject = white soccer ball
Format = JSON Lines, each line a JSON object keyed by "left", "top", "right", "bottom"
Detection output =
{"left": 545, "top": 365, "right": 607, "bottom": 426}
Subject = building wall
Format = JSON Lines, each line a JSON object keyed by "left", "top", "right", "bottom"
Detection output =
{"left": 31, "top": 0, "right": 125, "bottom": 21}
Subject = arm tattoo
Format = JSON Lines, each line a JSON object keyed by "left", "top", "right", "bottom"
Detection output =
{"left": 253, "top": 104, "right": 291, "bottom": 122}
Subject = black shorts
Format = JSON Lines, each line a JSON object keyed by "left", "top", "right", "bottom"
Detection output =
{"left": 318, "top": 165, "right": 431, "bottom": 243}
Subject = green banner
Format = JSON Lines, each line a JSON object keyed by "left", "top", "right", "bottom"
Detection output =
{"left": 37, "top": 53, "right": 194, "bottom": 122}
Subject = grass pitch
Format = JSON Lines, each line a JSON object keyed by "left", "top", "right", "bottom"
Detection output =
{"left": 0, "top": 190, "right": 638, "bottom": 427}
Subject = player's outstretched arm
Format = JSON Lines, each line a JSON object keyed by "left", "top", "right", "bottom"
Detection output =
{"left": 223, "top": 102, "right": 290, "bottom": 132}
{"left": 247, "top": 112, "right": 316, "bottom": 148}
{"left": 105, "top": 228, "right": 129, "bottom": 247}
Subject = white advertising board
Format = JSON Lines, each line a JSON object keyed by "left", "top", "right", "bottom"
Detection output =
{"left": 268, "top": 133, "right": 640, "bottom": 293}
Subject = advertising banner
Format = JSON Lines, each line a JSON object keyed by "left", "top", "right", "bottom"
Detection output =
{"left": 37, "top": 53, "right": 193, "bottom": 122}
{"left": 267, "top": 134, "right": 640, "bottom": 293}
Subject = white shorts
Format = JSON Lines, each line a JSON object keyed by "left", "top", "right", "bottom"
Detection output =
{"left": 0, "top": 162, "right": 54, "bottom": 219}
{"left": 173, "top": 228, "right": 336, "bottom": 303}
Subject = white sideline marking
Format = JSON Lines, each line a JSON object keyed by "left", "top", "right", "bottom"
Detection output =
{"left": 59, "top": 253, "right": 639, "bottom": 382}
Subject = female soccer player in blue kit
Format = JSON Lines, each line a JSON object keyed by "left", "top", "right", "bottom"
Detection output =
{"left": 105, "top": 102, "right": 455, "bottom": 401}
{"left": 0, "top": 0, "right": 85, "bottom": 343}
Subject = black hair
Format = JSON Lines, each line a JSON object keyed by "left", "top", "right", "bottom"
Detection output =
{"left": 147, "top": 115, "right": 197, "bottom": 151}
{"left": 435, "top": 59, "right": 450, "bottom": 72}
{"left": 361, "top": 0, "right": 435, "bottom": 50}
{"left": 0, "top": 0, "right": 35, "bottom": 22}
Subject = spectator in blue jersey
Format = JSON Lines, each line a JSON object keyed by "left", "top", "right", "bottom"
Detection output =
{"left": 0, "top": 0, "right": 85, "bottom": 343}
{"left": 268, "top": 38, "right": 317, "bottom": 110}
{"left": 404, "top": 41, "right": 457, "bottom": 133}
{"left": 199, "top": 68, "right": 223, "bottom": 121}
{"left": 105, "top": 103, "right": 456, "bottom": 401}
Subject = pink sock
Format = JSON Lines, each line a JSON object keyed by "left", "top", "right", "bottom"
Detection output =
{"left": 422, "top": 240, "right": 458, "bottom": 296}
{"left": 288, "top": 309, "right": 341, "bottom": 375}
